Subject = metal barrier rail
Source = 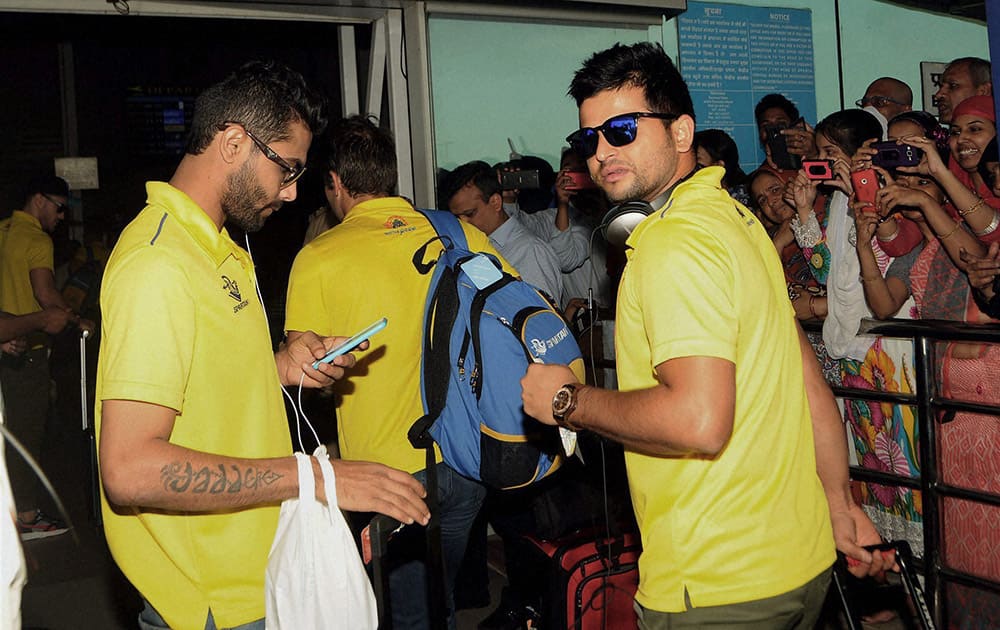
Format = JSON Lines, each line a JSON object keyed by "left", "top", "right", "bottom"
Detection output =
{"left": 811, "top": 318, "right": 1000, "bottom": 625}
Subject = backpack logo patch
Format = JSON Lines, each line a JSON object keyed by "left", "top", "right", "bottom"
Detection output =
{"left": 530, "top": 338, "right": 547, "bottom": 356}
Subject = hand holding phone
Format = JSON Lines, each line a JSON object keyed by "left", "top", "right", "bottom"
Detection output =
{"left": 766, "top": 118, "right": 805, "bottom": 170}
{"left": 562, "top": 170, "right": 597, "bottom": 191}
{"left": 311, "top": 317, "right": 388, "bottom": 370}
{"left": 870, "top": 141, "right": 924, "bottom": 170}
{"left": 500, "top": 169, "right": 541, "bottom": 190}
{"left": 802, "top": 159, "right": 836, "bottom": 180}
{"left": 851, "top": 169, "right": 882, "bottom": 210}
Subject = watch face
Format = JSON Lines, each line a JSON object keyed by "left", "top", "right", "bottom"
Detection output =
{"left": 553, "top": 387, "right": 572, "bottom": 416}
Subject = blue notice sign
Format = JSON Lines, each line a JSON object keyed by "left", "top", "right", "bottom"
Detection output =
{"left": 678, "top": 2, "right": 816, "bottom": 173}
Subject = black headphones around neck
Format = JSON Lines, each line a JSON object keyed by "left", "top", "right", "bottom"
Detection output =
{"left": 599, "top": 168, "right": 697, "bottom": 248}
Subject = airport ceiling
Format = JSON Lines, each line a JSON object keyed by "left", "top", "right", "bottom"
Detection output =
{"left": 885, "top": 0, "right": 985, "bottom": 22}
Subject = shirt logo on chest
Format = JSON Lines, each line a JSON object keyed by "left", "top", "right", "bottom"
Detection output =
{"left": 222, "top": 275, "right": 250, "bottom": 313}
{"left": 222, "top": 275, "right": 242, "bottom": 301}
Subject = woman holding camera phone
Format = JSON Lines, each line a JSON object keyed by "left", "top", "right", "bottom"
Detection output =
{"left": 891, "top": 97, "right": 1000, "bottom": 247}
{"left": 854, "top": 107, "right": 1000, "bottom": 621}
{"left": 749, "top": 169, "right": 828, "bottom": 322}
{"left": 789, "top": 110, "right": 926, "bottom": 573}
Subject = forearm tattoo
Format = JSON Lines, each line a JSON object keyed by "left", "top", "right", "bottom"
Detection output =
{"left": 160, "top": 462, "right": 283, "bottom": 494}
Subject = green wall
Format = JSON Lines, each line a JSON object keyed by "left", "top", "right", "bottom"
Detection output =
{"left": 427, "top": 17, "right": 661, "bottom": 170}
{"left": 428, "top": 0, "right": 989, "bottom": 174}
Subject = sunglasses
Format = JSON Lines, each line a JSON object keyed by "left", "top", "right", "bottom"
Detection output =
{"left": 219, "top": 121, "right": 306, "bottom": 188}
{"left": 42, "top": 194, "right": 68, "bottom": 213}
{"left": 566, "top": 111, "right": 679, "bottom": 159}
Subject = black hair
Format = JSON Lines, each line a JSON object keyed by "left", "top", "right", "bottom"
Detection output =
{"left": 814, "top": 109, "right": 883, "bottom": 157}
{"left": 568, "top": 42, "right": 694, "bottom": 122}
{"left": 694, "top": 129, "right": 747, "bottom": 188}
{"left": 442, "top": 161, "right": 500, "bottom": 209}
{"left": 978, "top": 137, "right": 999, "bottom": 185}
{"left": 23, "top": 174, "right": 69, "bottom": 205}
{"left": 185, "top": 59, "right": 327, "bottom": 155}
{"left": 754, "top": 94, "right": 800, "bottom": 127}
{"left": 325, "top": 115, "right": 397, "bottom": 197}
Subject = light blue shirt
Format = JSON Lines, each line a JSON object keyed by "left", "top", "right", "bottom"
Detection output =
{"left": 489, "top": 212, "right": 563, "bottom": 305}
{"left": 504, "top": 202, "right": 612, "bottom": 308}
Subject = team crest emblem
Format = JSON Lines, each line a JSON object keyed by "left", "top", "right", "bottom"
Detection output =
{"left": 222, "top": 275, "right": 241, "bottom": 302}
{"left": 384, "top": 216, "right": 408, "bottom": 229}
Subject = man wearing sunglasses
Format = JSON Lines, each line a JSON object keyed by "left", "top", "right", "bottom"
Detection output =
{"left": 95, "top": 61, "right": 429, "bottom": 630}
{"left": 521, "top": 42, "right": 889, "bottom": 628}
{"left": 0, "top": 173, "right": 87, "bottom": 541}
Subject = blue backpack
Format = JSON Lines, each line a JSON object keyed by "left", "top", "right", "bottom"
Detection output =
{"left": 408, "top": 210, "right": 583, "bottom": 490}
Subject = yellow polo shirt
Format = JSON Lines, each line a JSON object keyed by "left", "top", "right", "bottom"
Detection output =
{"left": 616, "top": 167, "right": 834, "bottom": 612}
{"left": 285, "top": 199, "right": 514, "bottom": 473}
{"left": 96, "top": 182, "right": 291, "bottom": 630}
{"left": 0, "top": 210, "right": 53, "bottom": 316}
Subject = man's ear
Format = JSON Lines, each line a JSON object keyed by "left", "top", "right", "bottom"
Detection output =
{"left": 977, "top": 82, "right": 993, "bottom": 97}
{"left": 218, "top": 125, "right": 246, "bottom": 165}
{"left": 673, "top": 115, "right": 696, "bottom": 153}
{"left": 488, "top": 191, "right": 504, "bottom": 212}
{"left": 329, "top": 171, "right": 342, "bottom": 196}
{"left": 27, "top": 192, "right": 45, "bottom": 212}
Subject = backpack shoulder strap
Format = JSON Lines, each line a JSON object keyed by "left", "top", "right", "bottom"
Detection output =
{"left": 409, "top": 209, "right": 467, "bottom": 450}
{"left": 412, "top": 209, "right": 469, "bottom": 275}
{"left": 418, "top": 209, "right": 469, "bottom": 250}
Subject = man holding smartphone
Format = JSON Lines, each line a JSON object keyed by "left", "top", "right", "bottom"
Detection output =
{"left": 96, "top": 63, "right": 429, "bottom": 630}
{"left": 754, "top": 93, "right": 817, "bottom": 181}
{"left": 521, "top": 42, "right": 890, "bottom": 628}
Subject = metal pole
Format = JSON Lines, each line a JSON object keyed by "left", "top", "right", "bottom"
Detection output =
{"left": 914, "top": 334, "right": 942, "bottom": 626}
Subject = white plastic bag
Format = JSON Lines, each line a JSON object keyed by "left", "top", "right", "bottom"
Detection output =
{"left": 265, "top": 446, "right": 377, "bottom": 630}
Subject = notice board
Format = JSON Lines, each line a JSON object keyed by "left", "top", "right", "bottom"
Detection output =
{"left": 678, "top": 2, "right": 817, "bottom": 174}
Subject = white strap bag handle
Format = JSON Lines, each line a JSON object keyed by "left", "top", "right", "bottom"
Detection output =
{"left": 265, "top": 446, "right": 377, "bottom": 629}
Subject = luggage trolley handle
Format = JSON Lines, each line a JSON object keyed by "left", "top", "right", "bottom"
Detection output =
{"left": 365, "top": 514, "right": 402, "bottom": 629}
{"left": 863, "top": 541, "right": 935, "bottom": 630}
{"left": 79, "top": 329, "right": 91, "bottom": 431}
{"left": 834, "top": 541, "right": 935, "bottom": 630}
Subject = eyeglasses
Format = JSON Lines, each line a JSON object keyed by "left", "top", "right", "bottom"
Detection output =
{"left": 42, "top": 194, "right": 68, "bottom": 213}
{"left": 855, "top": 95, "right": 907, "bottom": 109}
{"left": 219, "top": 121, "right": 306, "bottom": 188}
{"left": 566, "top": 111, "right": 679, "bottom": 159}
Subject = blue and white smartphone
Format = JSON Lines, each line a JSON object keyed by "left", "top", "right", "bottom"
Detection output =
{"left": 311, "top": 317, "right": 388, "bottom": 369}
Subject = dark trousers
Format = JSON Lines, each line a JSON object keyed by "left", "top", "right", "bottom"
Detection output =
{"left": 1, "top": 347, "right": 50, "bottom": 512}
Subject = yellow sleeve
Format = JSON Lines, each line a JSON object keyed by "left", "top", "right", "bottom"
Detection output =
{"left": 99, "top": 247, "right": 194, "bottom": 413}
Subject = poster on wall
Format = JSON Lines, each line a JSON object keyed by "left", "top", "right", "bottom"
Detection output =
{"left": 678, "top": 2, "right": 817, "bottom": 174}
{"left": 920, "top": 61, "right": 947, "bottom": 114}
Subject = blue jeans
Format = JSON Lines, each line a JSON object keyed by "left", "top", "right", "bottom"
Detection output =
{"left": 138, "top": 600, "right": 264, "bottom": 630}
{"left": 388, "top": 462, "right": 486, "bottom": 630}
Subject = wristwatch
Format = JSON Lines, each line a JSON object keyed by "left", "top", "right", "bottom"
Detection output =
{"left": 552, "top": 383, "right": 582, "bottom": 431}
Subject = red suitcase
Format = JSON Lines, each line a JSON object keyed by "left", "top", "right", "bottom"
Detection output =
{"left": 525, "top": 529, "right": 641, "bottom": 629}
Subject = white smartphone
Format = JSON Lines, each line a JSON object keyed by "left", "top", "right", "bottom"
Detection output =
{"left": 310, "top": 317, "right": 388, "bottom": 369}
